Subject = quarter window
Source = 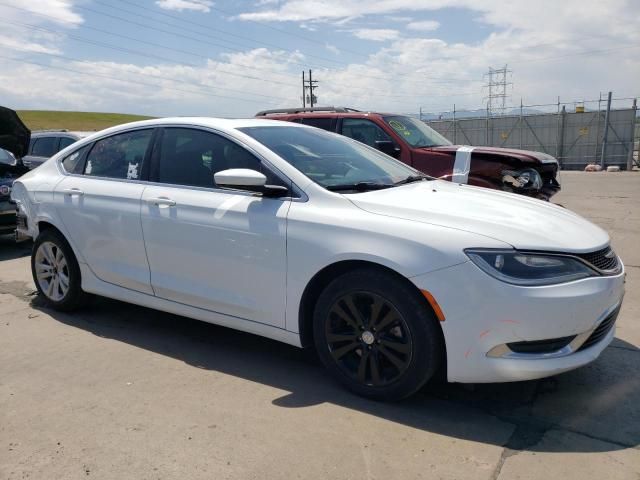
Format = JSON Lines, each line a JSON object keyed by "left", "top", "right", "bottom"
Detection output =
{"left": 31, "top": 137, "right": 58, "bottom": 157}
{"left": 341, "top": 119, "right": 393, "bottom": 148}
{"left": 84, "top": 129, "right": 153, "bottom": 180}
{"left": 157, "top": 128, "right": 284, "bottom": 189}
{"left": 61, "top": 145, "right": 90, "bottom": 174}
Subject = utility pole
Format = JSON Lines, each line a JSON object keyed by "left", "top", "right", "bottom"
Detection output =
{"left": 302, "top": 69, "right": 319, "bottom": 108}
{"left": 483, "top": 65, "right": 512, "bottom": 116}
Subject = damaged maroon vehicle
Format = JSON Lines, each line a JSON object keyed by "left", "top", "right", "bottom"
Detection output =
{"left": 256, "top": 107, "right": 561, "bottom": 200}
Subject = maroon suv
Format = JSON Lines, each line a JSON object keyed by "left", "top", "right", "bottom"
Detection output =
{"left": 256, "top": 107, "right": 561, "bottom": 200}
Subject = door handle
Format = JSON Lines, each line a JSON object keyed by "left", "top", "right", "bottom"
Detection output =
{"left": 63, "top": 188, "right": 84, "bottom": 196}
{"left": 147, "top": 197, "right": 176, "bottom": 207}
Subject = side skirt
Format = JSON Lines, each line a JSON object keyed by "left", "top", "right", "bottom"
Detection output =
{"left": 79, "top": 263, "right": 303, "bottom": 348}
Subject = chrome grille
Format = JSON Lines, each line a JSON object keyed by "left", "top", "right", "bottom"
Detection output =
{"left": 575, "top": 247, "right": 619, "bottom": 273}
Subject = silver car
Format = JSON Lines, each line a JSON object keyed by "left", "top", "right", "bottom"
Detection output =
{"left": 23, "top": 130, "right": 92, "bottom": 169}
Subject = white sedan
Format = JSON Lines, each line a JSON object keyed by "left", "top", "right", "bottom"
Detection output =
{"left": 12, "top": 118, "right": 625, "bottom": 400}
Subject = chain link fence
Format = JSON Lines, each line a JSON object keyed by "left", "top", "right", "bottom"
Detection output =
{"left": 424, "top": 96, "right": 638, "bottom": 170}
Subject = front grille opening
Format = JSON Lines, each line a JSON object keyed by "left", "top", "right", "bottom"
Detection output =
{"left": 507, "top": 335, "right": 576, "bottom": 354}
{"left": 577, "top": 307, "right": 620, "bottom": 352}
{"left": 575, "top": 247, "right": 619, "bottom": 272}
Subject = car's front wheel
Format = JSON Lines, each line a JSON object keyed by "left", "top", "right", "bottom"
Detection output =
{"left": 313, "top": 268, "right": 444, "bottom": 401}
{"left": 31, "top": 229, "right": 87, "bottom": 311}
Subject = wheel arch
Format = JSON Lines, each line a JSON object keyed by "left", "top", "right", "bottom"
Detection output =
{"left": 298, "top": 260, "right": 446, "bottom": 356}
{"left": 37, "top": 220, "right": 67, "bottom": 240}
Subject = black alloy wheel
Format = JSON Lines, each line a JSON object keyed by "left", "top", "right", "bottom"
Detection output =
{"left": 325, "top": 292, "right": 413, "bottom": 387}
{"left": 313, "top": 268, "right": 443, "bottom": 401}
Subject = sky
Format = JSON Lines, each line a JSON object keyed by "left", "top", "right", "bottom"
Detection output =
{"left": 0, "top": 0, "right": 638, "bottom": 118}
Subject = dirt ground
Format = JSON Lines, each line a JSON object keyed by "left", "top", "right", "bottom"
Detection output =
{"left": 1, "top": 171, "right": 639, "bottom": 479}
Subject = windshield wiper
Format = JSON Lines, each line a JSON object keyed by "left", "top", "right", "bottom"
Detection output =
{"left": 394, "top": 174, "right": 432, "bottom": 186}
{"left": 326, "top": 182, "right": 394, "bottom": 192}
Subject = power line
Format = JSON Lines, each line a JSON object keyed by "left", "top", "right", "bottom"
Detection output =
{"left": 5, "top": 18, "right": 478, "bottom": 108}
{"left": 204, "top": 1, "right": 373, "bottom": 59}
{"left": 5, "top": 49, "right": 293, "bottom": 106}
{"left": 0, "top": 54, "right": 243, "bottom": 116}
{"left": 64, "top": 2, "right": 469, "bottom": 86}
{"left": 1, "top": 18, "right": 301, "bottom": 88}
{"left": 105, "top": 0, "right": 353, "bottom": 68}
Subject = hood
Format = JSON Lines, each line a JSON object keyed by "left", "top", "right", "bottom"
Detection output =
{"left": 429, "top": 145, "right": 558, "bottom": 165}
{"left": 348, "top": 180, "right": 608, "bottom": 253}
{"left": 0, "top": 106, "right": 30, "bottom": 158}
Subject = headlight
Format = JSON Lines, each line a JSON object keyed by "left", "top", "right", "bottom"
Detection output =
{"left": 465, "top": 249, "right": 596, "bottom": 286}
{"left": 502, "top": 168, "right": 542, "bottom": 190}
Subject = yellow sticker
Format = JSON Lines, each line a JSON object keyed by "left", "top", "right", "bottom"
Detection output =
{"left": 579, "top": 127, "right": 589, "bottom": 136}
{"left": 389, "top": 120, "right": 406, "bottom": 131}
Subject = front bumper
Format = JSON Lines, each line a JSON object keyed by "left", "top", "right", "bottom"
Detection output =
{"left": 411, "top": 260, "right": 625, "bottom": 383}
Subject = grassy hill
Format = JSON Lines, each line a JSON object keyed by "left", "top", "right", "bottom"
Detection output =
{"left": 17, "top": 110, "right": 154, "bottom": 132}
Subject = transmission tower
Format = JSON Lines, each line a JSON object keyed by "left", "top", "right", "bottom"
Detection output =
{"left": 483, "top": 65, "right": 512, "bottom": 115}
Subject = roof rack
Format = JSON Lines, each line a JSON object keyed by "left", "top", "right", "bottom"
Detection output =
{"left": 33, "top": 129, "right": 69, "bottom": 133}
{"left": 255, "top": 106, "right": 361, "bottom": 116}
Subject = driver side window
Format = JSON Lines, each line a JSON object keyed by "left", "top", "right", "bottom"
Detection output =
{"left": 341, "top": 118, "right": 393, "bottom": 148}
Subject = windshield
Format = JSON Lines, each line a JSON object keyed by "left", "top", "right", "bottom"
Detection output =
{"left": 238, "top": 126, "right": 422, "bottom": 191}
{"left": 384, "top": 116, "right": 452, "bottom": 148}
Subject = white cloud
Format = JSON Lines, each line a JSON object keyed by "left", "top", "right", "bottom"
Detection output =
{"left": 0, "top": 0, "right": 638, "bottom": 119}
{"left": 7, "top": 0, "right": 83, "bottom": 26}
{"left": 0, "top": 0, "right": 82, "bottom": 60}
{"left": 406, "top": 20, "right": 440, "bottom": 31}
{"left": 155, "top": 0, "right": 213, "bottom": 13}
{"left": 351, "top": 28, "right": 400, "bottom": 42}
{"left": 325, "top": 43, "right": 340, "bottom": 55}
{"left": 0, "top": 35, "right": 61, "bottom": 55}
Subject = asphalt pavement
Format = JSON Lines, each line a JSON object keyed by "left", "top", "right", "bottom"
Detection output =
{"left": 1, "top": 171, "right": 639, "bottom": 479}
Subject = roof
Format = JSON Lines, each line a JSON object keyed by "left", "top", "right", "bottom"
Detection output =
{"left": 256, "top": 106, "right": 361, "bottom": 116}
{"left": 58, "top": 117, "right": 309, "bottom": 146}
{"left": 254, "top": 106, "right": 411, "bottom": 118}
{"left": 31, "top": 130, "right": 97, "bottom": 138}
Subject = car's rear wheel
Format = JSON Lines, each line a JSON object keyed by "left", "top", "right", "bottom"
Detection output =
{"left": 31, "top": 229, "right": 87, "bottom": 311}
{"left": 313, "top": 268, "right": 443, "bottom": 401}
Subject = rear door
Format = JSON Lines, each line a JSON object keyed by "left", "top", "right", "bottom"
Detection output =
{"left": 54, "top": 128, "right": 155, "bottom": 294}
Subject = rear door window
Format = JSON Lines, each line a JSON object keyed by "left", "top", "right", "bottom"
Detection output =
{"left": 31, "top": 137, "right": 58, "bottom": 157}
{"left": 84, "top": 129, "right": 153, "bottom": 180}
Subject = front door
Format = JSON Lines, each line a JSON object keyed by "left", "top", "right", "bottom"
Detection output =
{"left": 140, "top": 127, "right": 290, "bottom": 328}
{"left": 54, "top": 128, "right": 155, "bottom": 294}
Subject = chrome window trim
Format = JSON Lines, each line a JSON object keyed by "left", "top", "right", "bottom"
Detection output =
{"left": 56, "top": 123, "right": 308, "bottom": 203}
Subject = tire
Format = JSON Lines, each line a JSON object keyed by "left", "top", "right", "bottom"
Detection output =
{"left": 313, "top": 268, "right": 443, "bottom": 401}
{"left": 31, "top": 229, "right": 87, "bottom": 311}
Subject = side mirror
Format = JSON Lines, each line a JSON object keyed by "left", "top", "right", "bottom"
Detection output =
{"left": 213, "top": 168, "right": 289, "bottom": 197}
{"left": 375, "top": 140, "right": 400, "bottom": 158}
